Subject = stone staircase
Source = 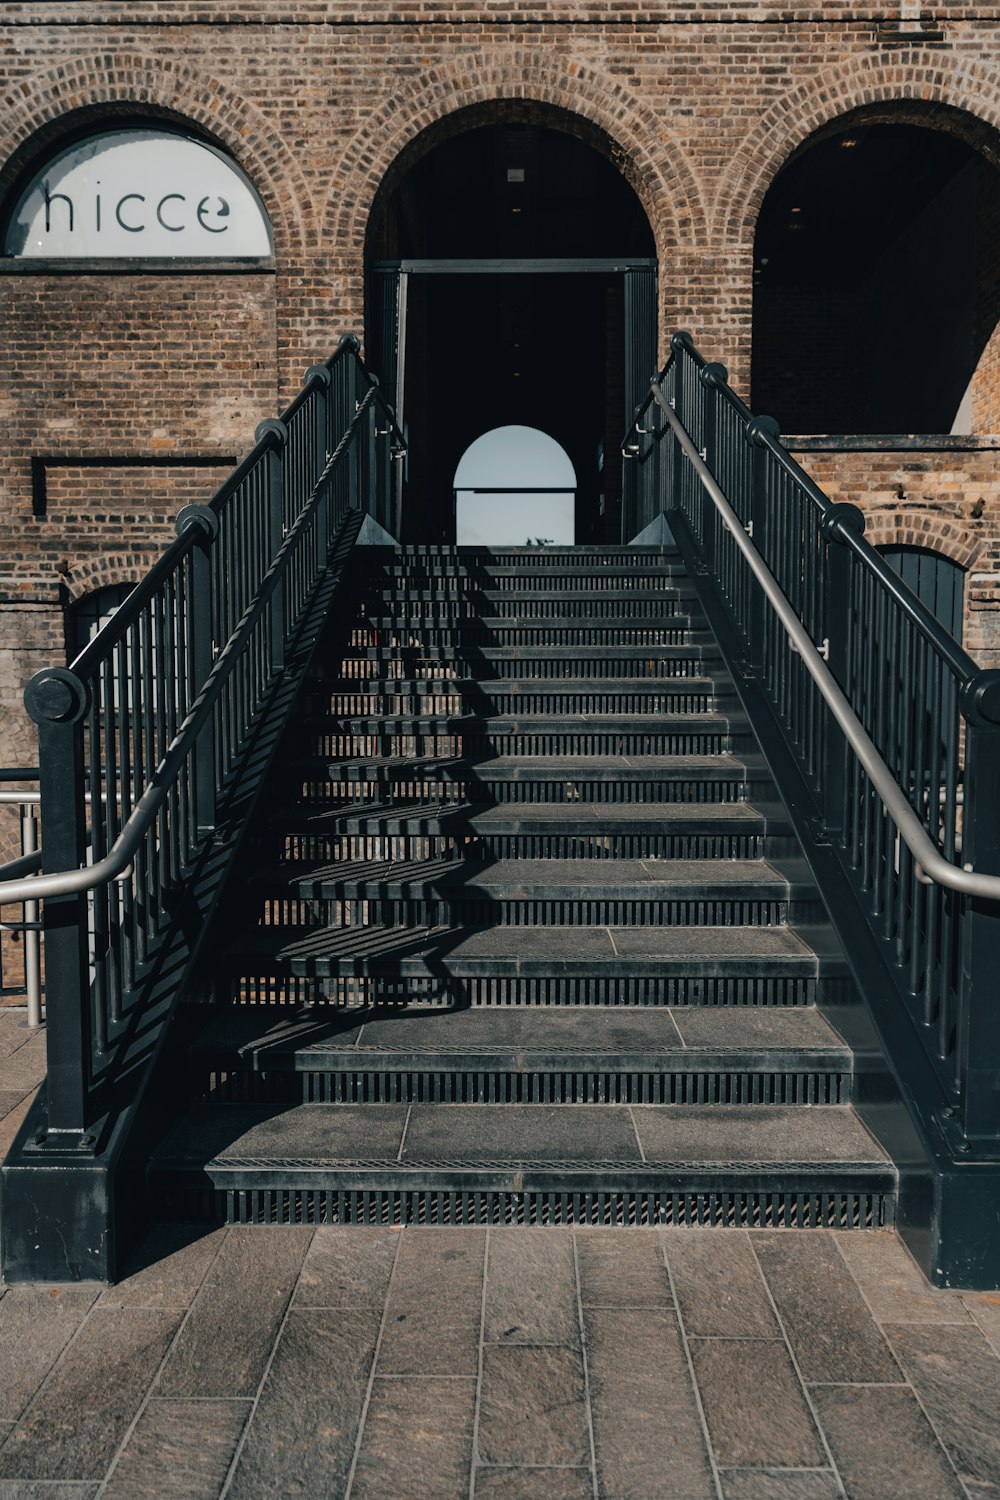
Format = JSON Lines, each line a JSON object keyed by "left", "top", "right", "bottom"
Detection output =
{"left": 149, "top": 545, "right": 895, "bottom": 1230}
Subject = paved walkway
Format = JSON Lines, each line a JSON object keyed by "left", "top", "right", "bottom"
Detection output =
{"left": 2, "top": 1007, "right": 1000, "bottom": 1500}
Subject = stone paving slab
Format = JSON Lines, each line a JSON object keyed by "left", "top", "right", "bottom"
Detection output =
{"left": 0, "top": 1222, "right": 997, "bottom": 1497}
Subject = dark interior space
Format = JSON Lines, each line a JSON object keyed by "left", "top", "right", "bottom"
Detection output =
{"left": 369, "top": 115, "right": 655, "bottom": 262}
{"left": 398, "top": 270, "right": 618, "bottom": 545}
{"left": 366, "top": 117, "right": 656, "bottom": 543}
{"left": 752, "top": 118, "right": 1000, "bottom": 435}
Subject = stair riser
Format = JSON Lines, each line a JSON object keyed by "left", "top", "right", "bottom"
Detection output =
{"left": 310, "top": 730, "right": 735, "bottom": 757}
{"left": 260, "top": 895, "right": 822, "bottom": 928}
{"left": 278, "top": 832, "right": 768, "bottom": 862}
{"left": 367, "top": 574, "right": 691, "bottom": 594}
{"left": 335, "top": 656, "right": 721, "bottom": 681}
{"left": 323, "top": 688, "right": 722, "bottom": 715}
{"left": 224, "top": 973, "right": 832, "bottom": 1008}
{"left": 369, "top": 547, "right": 678, "bottom": 561}
{"left": 354, "top": 624, "right": 709, "bottom": 646}
{"left": 198, "top": 1067, "right": 851, "bottom": 1107}
{"left": 153, "top": 1180, "right": 896, "bottom": 1232}
{"left": 365, "top": 598, "right": 695, "bottom": 619}
{"left": 294, "top": 776, "right": 753, "bottom": 806}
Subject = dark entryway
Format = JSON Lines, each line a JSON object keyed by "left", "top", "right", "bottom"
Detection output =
{"left": 365, "top": 115, "right": 657, "bottom": 543}
{"left": 752, "top": 110, "right": 1000, "bottom": 436}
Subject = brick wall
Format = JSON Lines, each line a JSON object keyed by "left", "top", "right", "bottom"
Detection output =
{"left": 794, "top": 445, "right": 1000, "bottom": 668}
{"left": 1, "top": 3, "right": 999, "bottom": 763}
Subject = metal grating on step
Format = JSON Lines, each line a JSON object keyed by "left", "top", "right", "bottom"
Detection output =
{"left": 201, "top": 1069, "right": 849, "bottom": 1106}
{"left": 303, "top": 1071, "right": 849, "bottom": 1105}
{"left": 162, "top": 1184, "right": 895, "bottom": 1231}
{"left": 261, "top": 896, "right": 789, "bottom": 929}
{"left": 325, "top": 687, "right": 716, "bottom": 716}
{"left": 226, "top": 973, "right": 818, "bottom": 1007}
{"left": 296, "top": 778, "right": 747, "bottom": 807}
{"left": 278, "top": 833, "right": 763, "bottom": 863}
{"left": 310, "top": 730, "right": 730, "bottom": 757}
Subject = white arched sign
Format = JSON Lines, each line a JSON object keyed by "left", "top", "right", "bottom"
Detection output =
{"left": 4, "top": 128, "right": 273, "bottom": 258}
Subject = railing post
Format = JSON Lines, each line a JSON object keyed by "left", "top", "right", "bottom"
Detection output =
{"left": 175, "top": 503, "right": 221, "bottom": 837}
{"left": 20, "top": 801, "right": 42, "bottom": 1029}
{"left": 745, "top": 416, "right": 782, "bottom": 675}
{"left": 24, "top": 668, "right": 91, "bottom": 1140}
{"left": 255, "top": 418, "right": 289, "bottom": 672}
{"left": 304, "top": 365, "right": 332, "bottom": 561}
{"left": 698, "top": 363, "right": 727, "bottom": 575}
{"left": 820, "top": 504, "right": 866, "bottom": 837}
{"left": 665, "top": 334, "right": 694, "bottom": 521}
{"left": 956, "top": 670, "right": 1000, "bottom": 1149}
{"left": 365, "top": 379, "right": 380, "bottom": 528}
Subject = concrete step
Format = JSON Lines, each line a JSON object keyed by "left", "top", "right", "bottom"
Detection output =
{"left": 269, "top": 798, "right": 786, "bottom": 863}
{"left": 354, "top": 616, "right": 710, "bottom": 645}
{"left": 149, "top": 1100, "right": 896, "bottom": 1229}
{"left": 189, "top": 1002, "right": 854, "bottom": 1105}
{"left": 335, "top": 643, "right": 723, "bottom": 679}
{"left": 221, "top": 923, "right": 848, "bottom": 1013}
{"left": 322, "top": 677, "right": 725, "bottom": 716}
{"left": 293, "top": 753, "right": 759, "bottom": 806}
{"left": 253, "top": 856, "right": 820, "bottom": 928}
{"left": 307, "top": 711, "right": 741, "bottom": 759}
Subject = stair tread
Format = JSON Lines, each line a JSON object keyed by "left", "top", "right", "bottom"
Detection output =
{"left": 193, "top": 1002, "right": 850, "bottom": 1068}
{"left": 327, "top": 677, "right": 719, "bottom": 693}
{"left": 228, "top": 922, "right": 830, "bottom": 975}
{"left": 267, "top": 856, "right": 812, "bottom": 899}
{"left": 378, "top": 589, "right": 696, "bottom": 600}
{"left": 152, "top": 1102, "right": 891, "bottom": 1173}
{"left": 363, "top": 615, "right": 707, "bottom": 629}
{"left": 306, "top": 754, "right": 751, "bottom": 778}
{"left": 342, "top": 644, "right": 717, "bottom": 660}
{"left": 274, "top": 800, "right": 772, "bottom": 832}
{"left": 311, "top": 712, "right": 733, "bottom": 730}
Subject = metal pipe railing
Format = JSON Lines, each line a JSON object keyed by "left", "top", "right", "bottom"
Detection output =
{"left": 0, "top": 779, "right": 41, "bottom": 1027}
{"left": 0, "top": 335, "right": 405, "bottom": 1139}
{"left": 650, "top": 383, "right": 1000, "bottom": 902}
{"left": 625, "top": 331, "right": 1000, "bottom": 1148}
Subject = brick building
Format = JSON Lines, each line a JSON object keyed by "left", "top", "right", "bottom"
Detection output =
{"left": 1, "top": 1, "right": 999, "bottom": 762}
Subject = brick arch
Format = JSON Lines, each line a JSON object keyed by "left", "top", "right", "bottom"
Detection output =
{"left": 322, "top": 52, "right": 707, "bottom": 266}
{"left": 0, "top": 51, "right": 313, "bottom": 259}
{"left": 713, "top": 50, "right": 1000, "bottom": 249}
{"left": 859, "top": 511, "right": 982, "bottom": 572}
{"left": 62, "top": 553, "right": 162, "bottom": 603}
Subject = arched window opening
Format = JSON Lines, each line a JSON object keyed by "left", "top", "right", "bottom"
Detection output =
{"left": 879, "top": 546, "right": 965, "bottom": 643}
{"left": 453, "top": 426, "right": 576, "bottom": 546}
{"left": 66, "top": 584, "right": 136, "bottom": 711}
{"left": 752, "top": 119, "right": 1000, "bottom": 435}
{"left": 365, "top": 110, "right": 656, "bottom": 547}
{"left": 3, "top": 125, "right": 273, "bottom": 259}
{"left": 67, "top": 583, "right": 133, "bottom": 662}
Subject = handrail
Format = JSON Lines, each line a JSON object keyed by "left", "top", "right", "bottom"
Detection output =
{"left": 650, "top": 381, "right": 1000, "bottom": 902}
{"left": 64, "top": 347, "right": 403, "bottom": 681}
{"left": 631, "top": 333, "right": 980, "bottom": 683}
{"left": 0, "top": 382, "right": 383, "bottom": 907}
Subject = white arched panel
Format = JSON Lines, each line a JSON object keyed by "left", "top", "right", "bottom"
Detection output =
{"left": 454, "top": 425, "right": 576, "bottom": 547}
{"left": 5, "top": 128, "right": 273, "bottom": 258}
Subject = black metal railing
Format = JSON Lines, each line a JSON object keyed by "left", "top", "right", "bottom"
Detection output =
{"left": 0, "top": 770, "right": 41, "bottom": 1018}
{"left": 624, "top": 330, "right": 1000, "bottom": 1151}
{"left": 0, "top": 335, "right": 403, "bottom": 1144}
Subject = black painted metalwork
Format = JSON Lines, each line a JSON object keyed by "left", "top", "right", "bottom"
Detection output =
{"left": 0, "top": 336, "right": 403, "bottom": 1278}
{"left": 0, "top": 770, "right": 40, "bottom": 1006}
{"left": 623, "top": 333, "right": 1000, "bottom": 1278}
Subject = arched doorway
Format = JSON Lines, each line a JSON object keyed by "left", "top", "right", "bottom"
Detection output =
{"left": 752, "top": 111, "right": 1000, "bottom": 435}
{"left": 453, "top": 425, "right": 576, "bottom": 547}
{"left": 879, "top": 545, "right": 965, "bottom": 642}
{"left": 365, "top": 110, "right": 656, "bottom": 545}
